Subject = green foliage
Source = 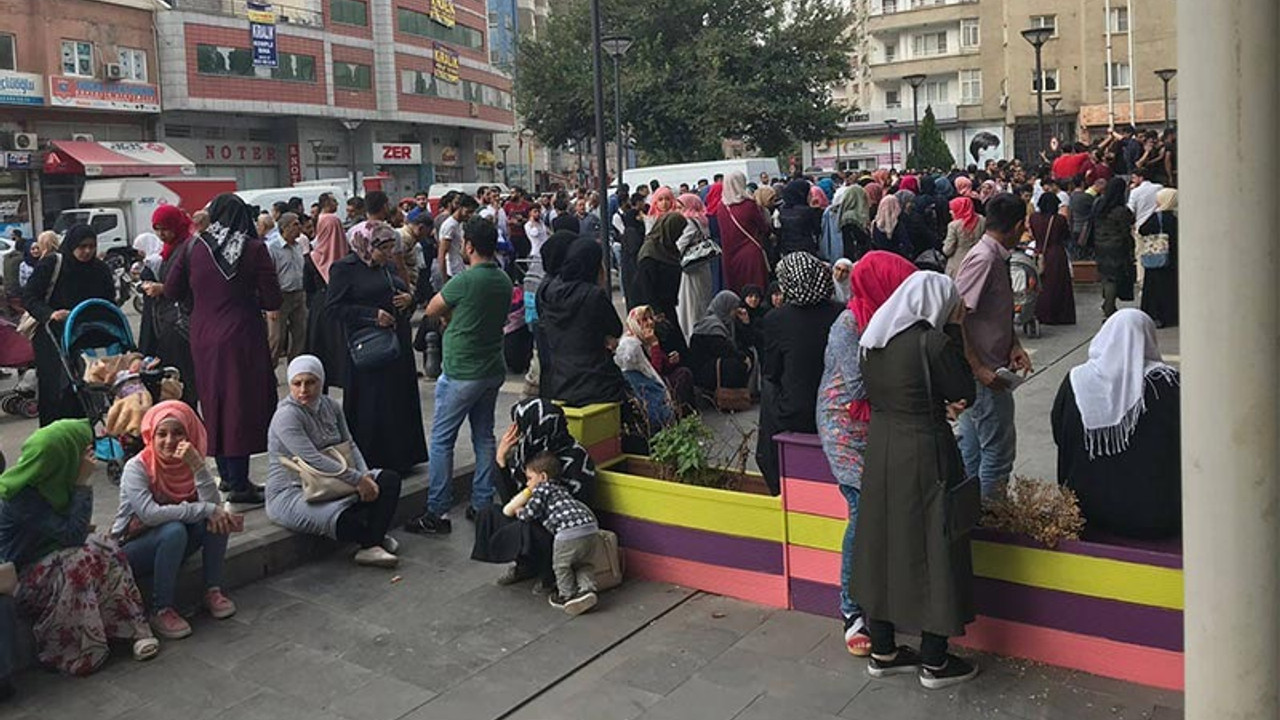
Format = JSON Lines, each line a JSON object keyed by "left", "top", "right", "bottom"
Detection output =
{"left": 648, "top": 415, "right": 713, "bottom": 483}
{"left": 515, "top": 0, "right": 857, "bottom": 162}
{"left": 907, "top": 105, "right": 955, "bottom": 172}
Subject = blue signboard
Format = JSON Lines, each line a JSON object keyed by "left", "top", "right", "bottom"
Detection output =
{"left": 248, "top": 3, "right": 278, "bottom": 68}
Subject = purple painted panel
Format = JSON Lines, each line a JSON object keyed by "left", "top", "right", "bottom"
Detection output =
{"left": 789, "top": 577, "right": 842, "bottom": 618}
{"left": 972, "top": 529, "right": 1183, "bottom": 570}
{"left": 974, "top": 578, "right": 1183, "bottom": 651}
{"left": 775, "top": 432, "right": 837, "bottom": 485}
{"left": 597, "top": 512, "right": 785, "bottom": 575}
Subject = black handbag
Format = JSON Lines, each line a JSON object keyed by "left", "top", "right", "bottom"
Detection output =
{"left": 347, "top": 268, "right": 403, "bottom": 370}
{"left": 919, "top": 332, "right": 982, "bottom": 541}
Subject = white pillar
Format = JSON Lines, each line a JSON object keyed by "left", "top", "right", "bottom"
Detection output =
{"left": 1180, "top": 1, "right": 1280, "bottom": 718}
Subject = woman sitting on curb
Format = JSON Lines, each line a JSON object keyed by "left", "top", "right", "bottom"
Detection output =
{"left": 112, "top": 401, "right": 241, "bottom": 640}
{"left": 266, "top": 356, "right": 402, "bottom": 568}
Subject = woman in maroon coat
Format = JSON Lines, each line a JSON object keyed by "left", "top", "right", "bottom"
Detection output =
{"left": 1030, "top": 193, "right": 1076, "bottom": 326}
{"left": 715, "top": 171, "right": 771, "bottom": 293}
{"left": 164, "top": 194, "right": 283, "bottom": 504}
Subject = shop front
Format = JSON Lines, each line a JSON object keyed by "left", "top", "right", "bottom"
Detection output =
{"left": 166, "top": 139, "right": 284, "bottom": 189}
{"left": 39, "top": 141, "right": 198, "bottom": 227}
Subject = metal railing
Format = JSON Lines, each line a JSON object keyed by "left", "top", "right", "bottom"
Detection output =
{"left": 168, "top": 0, "right": 326, "bottom": 27}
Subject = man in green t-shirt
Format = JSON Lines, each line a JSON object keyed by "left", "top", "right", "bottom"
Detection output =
{"left": 405, "top": 218, "right": 514, "bottom": 536}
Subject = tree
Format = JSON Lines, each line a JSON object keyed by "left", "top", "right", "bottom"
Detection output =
{"left": 514, "top": 0, "right": 857, "bottom": 163}
{"left": 907, "top": 105, "right": 955, "bottom": 171}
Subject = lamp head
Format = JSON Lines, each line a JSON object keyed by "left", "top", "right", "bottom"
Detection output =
{"left": 601, "top": 35, "right": 634, "bottom": 58}
{"left": 1047, "top": 97, "right": 1061, "bottom": 112}
{"left": 1021, "top": 27, "right": 1054, "bottom": 47}
{"left": 903, "top": 74, "right": 926, "bottom": 89}
{"left": 1154, "top": 68, "right": 1178, "bottom": 82}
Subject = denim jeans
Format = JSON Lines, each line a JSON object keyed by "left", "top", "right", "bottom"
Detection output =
{"left": 839, "top": 483, "right": 863, "bottom": 621}
{"left": 124, "top": 520, "right": 229, "bottom": 610}
{"left": 956, "top": 382, "right": 1017, "bottom": 499}
{"left": 427, "top": 373, "right": 504, "bottom": 516}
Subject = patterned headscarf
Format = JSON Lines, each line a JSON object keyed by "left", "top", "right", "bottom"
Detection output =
{"left": 202, "top": 193, "right": 257, "bottom": 280}
{"left": 510, "top": 398, "right": 596, "bottom": 496}
{"left": 350, "top": 220, "right": 397, "bottom": 266}
{"left": 777, "top": 251, "right": 833, "bottom": 307}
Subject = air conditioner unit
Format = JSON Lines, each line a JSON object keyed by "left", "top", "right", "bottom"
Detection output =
{"left": 12, "top": 133, "right": 37, "bottom": 151}
{"left": 72, "top": 132, "right": 95, "bottom": 142}
{"left": 104, "top": 63, "right": 124, "bottom": 81}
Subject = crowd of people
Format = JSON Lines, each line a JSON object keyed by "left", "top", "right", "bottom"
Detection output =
{"left": 0, "top": 130, "right": 1183, "bottom": 696}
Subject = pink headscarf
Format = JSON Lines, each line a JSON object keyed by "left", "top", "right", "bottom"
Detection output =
{"left": 978, "top": 180, "right": 997, "bottom": 201}
{"left": 898, "top": 175, "right": 920, "bottom": 193}
{"left": 874, "top": 195, "right": 901, "bottom": 236}
{"left": 808, "top": 184, "right": 830, "bottom": 209}
{"left": 864, "top": 182, "right": 885, "bottom": 208}
{"left": 949, "top": 196, "right": 979, "bottom": 233}
{"left": 677, "top": 193, "right": 707, "bottom": 223}
{"left": 704, "top": 182, "right": 724, "bottom": 215}
{"left": 139, "top": 401, "right": 208, "bottom": 504}
{"left": 954, "top": 176, "right": 973, "bottom": 196}
{"left": 648, "top": 187, "right": 677, "bottom": 217}
{"left": 310, "top": 213, "right": 350, "bottom": 283}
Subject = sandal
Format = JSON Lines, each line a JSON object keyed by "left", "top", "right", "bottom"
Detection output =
{"left": 133, "top": 637, "right": 160, "bottom": 662}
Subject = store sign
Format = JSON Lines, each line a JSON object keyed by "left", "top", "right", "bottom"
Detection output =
{"left": 287, "top": 143, "right": 302, "bottom": 183}
{"left": 429, "top": 0, "right": 456, "bottom": 27}
{"left": 169, "top": 140, "right": 279, "bottom": 166}
{"left": 1, "top": 152, "right": 31, "bottom": 169}
{"left": 248, "top": 4, "right": 278, "bottom": 68}
{"left": 433, "top": 45, "right": 460, "bottom": 84}
{"left": 374, "top": 143, "right": 422, "bottom": 165}
{"left": 0, "top": 71, "right": 43, "bottom": 106}
{"left": 475, "top": 150, "right": 495, "bottom": 168}
{"left": 440, "top": 146, "right": 459, "bottom": 166}
{"left": 49, "top": 76, "right": 160, "bottom": 113}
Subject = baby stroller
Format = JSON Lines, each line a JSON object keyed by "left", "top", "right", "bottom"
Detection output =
{"left": 0, "top": 317, "right": 38, "bottom": 419}
{"left": 1010, "top": 247, "right": 1041, "bottom": 338}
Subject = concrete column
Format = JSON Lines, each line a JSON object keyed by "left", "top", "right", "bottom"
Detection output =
{"left": 1179, "top": 1, "right": 1279, "bottom": 718}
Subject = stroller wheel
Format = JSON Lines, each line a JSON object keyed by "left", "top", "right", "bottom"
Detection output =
{"left": 1, "top": 394, "right": 19, "bottom": 416}
{"left": 19, "top": 397, "right": 38, "bottom": 419}
{"left": 107, "top": 459, "right": 124, "bottom": 487}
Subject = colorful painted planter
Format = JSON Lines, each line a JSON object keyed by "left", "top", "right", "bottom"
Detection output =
{"left": 560, "top": 403, "right": 622, "bottom": 464}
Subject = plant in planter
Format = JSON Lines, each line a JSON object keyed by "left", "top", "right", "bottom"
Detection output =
{"left": 981, "top": 476, "right": 1085, "bottom": 548}
{"left": 647, "top": 415, "right": 757, "bottom": 490}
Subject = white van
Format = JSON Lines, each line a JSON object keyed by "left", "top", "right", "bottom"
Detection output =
{"left": 621, "top": 158, "right": 781, "bottom": 193}
{"left": 236, "top": 183, "right": 351, "bottom": 215}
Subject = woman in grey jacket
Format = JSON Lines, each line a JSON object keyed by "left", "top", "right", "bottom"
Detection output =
{"left": 266, "top": 356, "right": 402, "bottom": 568}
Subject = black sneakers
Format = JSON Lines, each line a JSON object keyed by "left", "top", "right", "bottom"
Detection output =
{"left": 918, "top": 654, "right": 980, "bottom": 690}
{"left": 867, "top": 646, "right": 922, "bottom": 678}
{"left": 404, "top": 514, "right": 452, "bottom": 536}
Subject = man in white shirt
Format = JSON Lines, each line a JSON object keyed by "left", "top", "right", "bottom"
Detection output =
{"left": 1127, "top": 167, "right": 1163, "bottom": 230}
{"left": 437, "top": 194, "right": 478, "bottom": 286}
{"left": 524, "top": 205, "right": 549, "bottom": 258}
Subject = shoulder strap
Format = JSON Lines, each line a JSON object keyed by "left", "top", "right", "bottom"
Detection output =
{"left": 45, "top": 254, "right": 63, "bottom": 303}
{"left": 919, "top": 330, "right": 947, "bottom": 486}
{"left": 727, "top": 205, "right": 772, "bottom": 271}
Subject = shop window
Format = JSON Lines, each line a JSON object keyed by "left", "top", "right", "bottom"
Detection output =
{"left": 118, "top": 48, "right": 147, "bottom": 82}
{"left": 61, "top": 40, "right": 93, "bottom": 77}
{"left": 1032, "top": 68, "right": 1060, "bottom": 93}
{"left": 0, "top": 35, "right": 14, "bottom": 71}
{"left": 396, "top": 8, "right": 484, "bottom": 49}
{"left": 196, "top": 45, "right": 316, "bottom": 83}
{"left": 335, "top": 61, "right": 372, "bottom": 89}
{"left": 332, "top": 0, "right": 368, "bottom": 26}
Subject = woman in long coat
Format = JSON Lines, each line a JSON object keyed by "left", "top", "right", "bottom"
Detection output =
{"left": 1139, "top": 189, "right": 1178, "bottom": 327}
{"left": 1091, "top": 177, "right": 1136, "bottom": 317}
{"left": 304, "top": 212, "right": 351, "bottom": 389}
{"left": 24, "top": 225, "right": 115, "bottom": 426}
{"left": 675, "top": 194, "right": 715, "bottom": 342}
{"left": 163, "top": 194, "right": 282, "bottom": 504}
{"left": 715, "top": 171, "right": 771, "bottom": 293}
{"left": 855, "top": 272, "right": 979, "bottom": 688}
{"left": 139, "top": 205, "right": 200, "bottom": 407}
{"left": 326, "top": 222, "right": 428, "bottom": 474}
{"left": 1030, "top": 193, "right": 1076, "bottom": 325}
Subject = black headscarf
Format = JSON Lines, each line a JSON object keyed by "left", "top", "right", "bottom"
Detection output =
{"left": 1092, "top": 177, "right": 1129, "bottom": 221}
{"left": 202, "top": 193, "right": 258, "bottom": 280}
{"left": 782, "top": 179, "right": 812, "bottom": 208}
{"left": 540, "top": 229, "right": 577, "bottom": 277}
{"left": 53, "top": 224, "right": 114, "bottom": 306}
{"left": 1037, "top": 191, "right": 1061, "bottom": 215}
{"left": 558, "top": 236, "right": 602, "bottom": 284}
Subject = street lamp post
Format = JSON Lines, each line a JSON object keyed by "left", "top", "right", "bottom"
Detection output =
{"left": 885, "top": 119, "right": 898, "bottom": 170}
{"left": 1047, "top": 96, "right": 1061, "bottom": 146}
{"left": 497, "top": 143, "right": 510, "bottom": 186}
{"left": 902, "top": 74, "right": 926, "bottom": 168}
{"left": 1154, "top": 68, "right": 1177, "bottom": 131}
{"left": 587, "top": 0, "right": 612, "bottom": 290}
{"left": 308, "top": 138, "right": 324, "bottom": 181}
{"left": 1021, "top": 27, "right": 1054, "bottom": 162}
{"left": 601, "top": 35, "right": 633, "bottom": 195}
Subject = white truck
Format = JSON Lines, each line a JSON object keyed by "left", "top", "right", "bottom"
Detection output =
{"left": 52, "top": 177, "right": 236, "bottom": 271}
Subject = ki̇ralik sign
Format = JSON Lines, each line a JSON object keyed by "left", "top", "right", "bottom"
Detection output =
{"left": 248, "top": 3, "right": 278, "bottom": 68}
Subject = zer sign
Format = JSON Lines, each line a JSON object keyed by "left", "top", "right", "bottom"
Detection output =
{"left": 374, "top": 143, "right": 422, "bottom": 165}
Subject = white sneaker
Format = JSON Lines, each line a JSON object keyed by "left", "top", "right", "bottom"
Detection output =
{"left": 381, "top": 535, "right": 400, "bottom": 555}
{"left": 353, "top": 546, "right": 399, "bottom": 568}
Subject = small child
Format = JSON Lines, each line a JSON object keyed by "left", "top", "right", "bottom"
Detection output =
{"left": 503, "top": 452, "right": 601, "bottom": 615}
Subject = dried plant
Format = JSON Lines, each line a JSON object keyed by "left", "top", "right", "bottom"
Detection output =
{"left": 981, "top": 476, "right": 1085, "bottom": 549}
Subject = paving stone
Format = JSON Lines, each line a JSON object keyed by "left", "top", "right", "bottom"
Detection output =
{"left": 732, "top": 607, "right": 834, "bottom": 659}
{"left": 210, "top": 690, "right": 346, "bottom": 720}
{"left": 1151, "top": 705, "right": 1184, "bottom": 720}
{"left": 656, "top": 594, "right": 774, "bottom": 638}
{"left": 179, "top": 616, "right": 289, "bottom": 673}
{"left": 840, "top": 675, "right": 1024, "bottom": 720}
{"left": 11, "top": 670, "right": 146, "bottom": 719}
{"left": 324, "top": 674, "right": 438, "bottom": 720}
{"left": 603, "top": 626, "right": 742, "bottom": 695}
{"left": 694, "top": 647, "right": 864, "bottom": 716}
{"left": 244, "top": 598, "right": 389, "bottom": 656}
{"left": 636, "top": 676, "right": 760, "bottom": 720}
{"left": 734, "top": 693, "right": 846, "bottom": 720}
{"left": 110, "top": 650, "right": 261, "bottom": 711}
{"left": 108, "top": 697, "right": 225, "bottom": 720}
{"left": 339, "top": 626, "right": 493, "bottom": 694}
{"left": 979, "top": 673, "right": 1159, "bottom": 720}
{"left": 232, "top": 643, "right": 376, "bottom": 712}
{"left": 510, "top": 679, "right": 665, "bottom": 720}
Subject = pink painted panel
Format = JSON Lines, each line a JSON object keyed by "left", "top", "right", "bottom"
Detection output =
{"left": 782, "top": 478, "right": 847, "bottom": 519}
{"left": 787, "top": 545, "right": 842, "bottom": 585}
{"left": 622, "top": 549, "right": 790, "bottom": 609}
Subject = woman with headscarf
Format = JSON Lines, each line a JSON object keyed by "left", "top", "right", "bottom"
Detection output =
{"left": 633, "top": 213, "right": 684, "bottom": 329}
{"left": 112, "top": 401, "right": 240, "bottom": 639}
{"left": 619, "top": 194, "right": 646, "bottom": 309}
{"left": 832, "top": 184, "right": 873, "bottom": 261}
{"left": 756, "top": 252, "right": 842, "bottom": 493}
{"left": 776, "top": 179, "right": 823, "bottom": 256}
{"left": 675, "top": 193, "right": 715, "bottom": 341}
{"left": 1030, "top": 192, "right": 1077, "bottom": 326}
{"left": 897, "top": 174, "right": 920, "bottom": 194}
{"left": 537, "top": 236, "right": 627, "bottom": 406}
{"left": 615, "top": 335, "right": 675, "bottom": 431}
{"left": 1091, "top": 177, "right": 1136, "bottom": 317}
{"left": 870, "top": 195, "right": 912, "bottom": 258}
{"left": 138, "top": 206, "right": 200, "bottom": 408}
{"left": 864, "top": 181, "right": 885, "bottom": 225}
{"left": 809, "top": 184, "right": 831, "bottom": 210}
{"left": 976, "top": 179, "right": 997, "bottom": 213}
{"left": 1052, "top": 309, "right": 1180, "bottom": 538}
{"left": 23, "top": 225, "right": 115, "bottom": 426}
{"left": 895, "top": 189, "right": 937, "bottom": 259}
{"left": 1139, "top": 189, "right": 1179, "bottom": 327}
{"left": 831, "top": 258, "right": 854, "bottom": 304}
{"left": 266, "top": 356, "right": 403, "bottom": 567}
{"left": 688, "top": 290, "right": 753, "bottom": 395}
{"left": 327, "top": 222, "right": 427, "bottom": 474}
{"left": 716, "top": 171, "right": 772, "bottom": 293}
{"left": 856, "top": 272, "right": 979, "bottom": 688}
{"left": 644, "top": 187, "right": 677, "bottom": 233}
{"left": 942, "top": 196, "right": 985, "bottom": 278}
{"left": 624, "top": 304, "right": 694, "bottom": 412}
{"left": 305, "top": 211, "right": 352, "bottom": 389}
{"left": 817, "top": 251, "right": 916, "bottom": 657}
{"left": 0, "top": 420, "right": 159, "bottom": 675}
{"left": 473, "top": 398, "right": 598, "bottom": 589}
{"left": 164, "top": 194, "right": 282, "bottom": 504}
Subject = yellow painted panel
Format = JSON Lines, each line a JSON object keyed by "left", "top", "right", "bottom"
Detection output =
{"left": 786, "top": 512, "right": 845, "bottom": 553}
{"left": 973, "top": 541, "right": 1184, "bottom": 610}
{"left": 596, "top": 464, "right": 784, "bottom": 542}
{"left": 561, "top": 402, "right": 621, "bottom": 448}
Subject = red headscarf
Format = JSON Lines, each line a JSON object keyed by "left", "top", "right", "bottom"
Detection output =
{"left": 864, "top": 182, "right": 885, "bottom": 209}
{"left": 139, "top": 400, "right": 208, "bottom": 504}
{"left": 949, "top": 196, "right": 979, "bottom": 233}
{"left": 704, "top": 182, "right": 724, "bottom": 216}
{"left": 848, "top": 251, "right": 917, "bottom": 422}
{"left": 151, "top": 204, "right": 194, "bottom": 260}
{"left": 898, "top": 174, "right": 920, "bottom": 193}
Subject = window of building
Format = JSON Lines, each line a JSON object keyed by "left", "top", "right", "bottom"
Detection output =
{"left": 195, "top": 45, "right": 317, "bottom": 82}
{"left": 1108, "top": 7, "right": 1129, "bottom": 33}
{"left": 883, "top": 42, "right": 897, "bottom": 62}
{"left": 331, "top": 0, "right": 368, "bottom": 26}
{"left": 885, "top": 89, "right": 901, "bottom": 108}
{"left": 0, "top": 35, "right": 14, "bottom": 71}
{"left": 61, "top": 40, "right": 93, "bottom": 77}
{"left": 397, "top": 9, "right": 484, "bottom": 49}
{"left": 1105, "top": 61, "right": 1131, "bottom": 89}
{"left": 959, "top": 69, "right": 982, "bottom": 104}
{"left": 923, "top": 79, "right": 949, "bottom": 105}
{"left": 334, "top": 61, "right": 372, "bottom": 89}
{"left": 960, "top": 19, "right": 979, "bottom": 48}
{"left": 1029, "top": 14, "right": 1057, "bottom": 36}
{"left": 118, "top": 48, "right": 147, "bottom": 82}
{"left": 1031, "top": 68, "right": 1060, "bottom": 93}
{"left": 881, "top": 0, "right": 898, "bottom": 14}
{"left": 911, "top": 31, "right": 947, "bottom": 57}
{"left": 401, "top": 70, "right": 512, "bottom": 110}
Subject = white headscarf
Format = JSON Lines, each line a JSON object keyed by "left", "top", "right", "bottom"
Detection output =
{"left": 287, "top": 354, "right": 326, "bottom": 388}
{"left": 614, "top": 336, "right": 664, "bottom": 385}
{"left": 831, "top": 258, "right": 853, "bottom": 304}
{"left": 858, "top": 272, "right": 959, "bottom": 352}
{"left": 722, "top": 171, "right": 751, "bottom": 206}
{"left": 133, "top": 232, "right": 164, "bottom": 275}
{"left": 1069, "top": 309, "right": 1178, "bottom": 459}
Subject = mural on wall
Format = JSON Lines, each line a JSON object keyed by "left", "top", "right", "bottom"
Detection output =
{"left": 961, "top": 125, "right": 1008, "bottom": 167}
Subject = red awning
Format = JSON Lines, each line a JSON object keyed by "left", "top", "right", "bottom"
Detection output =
{"left": 43, "top": 141, "right": 197, "bottom": 177}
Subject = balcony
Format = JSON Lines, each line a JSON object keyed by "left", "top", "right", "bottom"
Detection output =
{"left": 869, "top": 54, "right": 970, "bottom": 83}
{"left": 869, "top": 0, "right": 977, "bottom": 35}
{"left": 168, "top": 0, "right": 325, "bottom": 27}
{"left": 847, "top": 104, "right": 958, "bottom": 129}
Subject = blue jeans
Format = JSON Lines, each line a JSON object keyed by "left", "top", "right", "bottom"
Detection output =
{"left": 957, "top": 382, "right": 1017, "bottom": 498}
{"left": 124, "top": 520, "right": 229, "bottom": 610}
{"left": 839, "top": 483, "right": 863, "bottom": 621}
{"left": 427, "top": 373, "right": 504, "bottom": 516}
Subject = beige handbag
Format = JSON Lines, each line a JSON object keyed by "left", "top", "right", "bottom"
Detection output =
{"left": 279, "top": 441, "right": 359, "bottom": 503}
{"left": 17, "top": 254, "right": 62, "bottom": 340}
{"left": 590, "top": 530, "right": 625, "bottom": 592}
